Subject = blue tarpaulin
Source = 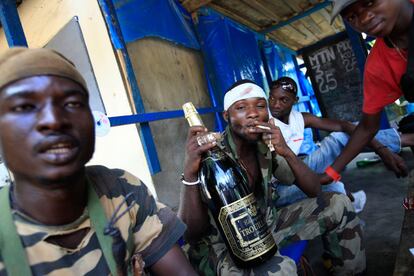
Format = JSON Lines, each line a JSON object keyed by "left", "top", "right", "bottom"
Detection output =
{"left": 112, "top": 0, "right": 200, "bottom": 50}
{"left": 196, "top": 8, "right": 268, "bottom": 107}
{"left": 263, "top": 41, "right": 299, "bottom": 89}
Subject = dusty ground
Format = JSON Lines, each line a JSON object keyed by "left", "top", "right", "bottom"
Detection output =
{"left": 305, "top": 149, "right": 414, "bottom": 276}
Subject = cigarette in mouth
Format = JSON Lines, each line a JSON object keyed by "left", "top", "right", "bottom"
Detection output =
{"left": 256, "top": 125, "right": 271, "bottom": 130}
{"left": 255, "top": 125, "right": 275, "bottom": 151}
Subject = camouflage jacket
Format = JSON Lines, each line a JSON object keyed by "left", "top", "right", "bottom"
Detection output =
{"left": 0, "top": 166, "right": 186, "bottom": 275}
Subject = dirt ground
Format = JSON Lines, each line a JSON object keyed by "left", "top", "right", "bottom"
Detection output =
{"left": 305, "top": 149, "right": 414, "bottom": 276}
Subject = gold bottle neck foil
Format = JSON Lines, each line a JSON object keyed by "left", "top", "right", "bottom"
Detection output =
{"left": 183, "top": 102, "right": 204, "bottom": 127}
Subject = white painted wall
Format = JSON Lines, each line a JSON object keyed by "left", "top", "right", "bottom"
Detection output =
{"left": 0, "top": 0, "right": 156, "bottom": 195}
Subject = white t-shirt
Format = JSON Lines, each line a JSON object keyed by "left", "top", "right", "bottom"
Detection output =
{"left": 272, "top": 110, "right": 305, "bottom": 155}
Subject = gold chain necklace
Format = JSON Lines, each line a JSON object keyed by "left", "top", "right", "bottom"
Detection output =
{"left": 388, "top": 37, "right": 408, "bottom": 62}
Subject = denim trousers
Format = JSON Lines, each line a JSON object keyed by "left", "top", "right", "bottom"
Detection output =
{"left": 276, "top": 128, "right": 401, "bottom": 207}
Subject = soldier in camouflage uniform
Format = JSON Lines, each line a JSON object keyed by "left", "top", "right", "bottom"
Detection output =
{"left": 0, "top": 47, "right": 196, "bottom": 275}
{"left": 180, "top": 80, "right": 365, "bottom": 275}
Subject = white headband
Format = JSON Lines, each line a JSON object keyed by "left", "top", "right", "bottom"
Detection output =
{"left": 223, "top": 83, "right": 267, "bottom": 111}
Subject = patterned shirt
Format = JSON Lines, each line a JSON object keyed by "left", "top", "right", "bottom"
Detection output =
{"left": 186, "top": 127, "right": 295, "bottom": 275}
{"left": 0, "top": 166, "right": 186, "bottom": 275}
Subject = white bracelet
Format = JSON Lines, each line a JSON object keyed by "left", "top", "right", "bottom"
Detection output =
{"left": 181, "top": 178, "right": 200, "bottom": 186}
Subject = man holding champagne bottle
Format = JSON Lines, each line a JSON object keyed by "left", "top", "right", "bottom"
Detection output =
{"left": 180, "top": 80, "right": 365, "bottom": 275}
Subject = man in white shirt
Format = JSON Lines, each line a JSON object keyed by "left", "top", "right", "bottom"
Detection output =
{"left": 269, "top": 77, "right": 412, "bottom": 206}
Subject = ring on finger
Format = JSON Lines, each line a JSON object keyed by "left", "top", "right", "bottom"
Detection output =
{"left": 196, "top": 136, "right": 203, "bottom": 147}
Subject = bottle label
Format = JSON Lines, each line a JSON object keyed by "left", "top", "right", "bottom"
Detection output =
{"left": 218, "top": 193, "right": 276, "bottom": 261}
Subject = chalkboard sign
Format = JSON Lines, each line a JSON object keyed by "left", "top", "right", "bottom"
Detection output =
{"left": 303, "top": 34, "right": 363, "bottom": 122}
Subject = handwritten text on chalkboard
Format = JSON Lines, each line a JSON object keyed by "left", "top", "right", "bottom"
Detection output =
{"left": 304, "top": 37, "right": 362, "bottom": 122}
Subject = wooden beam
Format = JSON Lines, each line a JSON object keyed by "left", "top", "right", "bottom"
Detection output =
{"left": 261, "top": 0, "right": 331, "bottom": 34}
{"left": 238, "top": 0, "right": 281, "bottom": 23}
{"left": 209, "top": 3, "right": 261, "bottom": 31}
{"left": 267, "top": 31, "right": 301, "bottom": 51}
{"left": 181, "top": 0, "right": 213, "bottom": 13}
{"left": 297, "top": 31, "right": 347, "bottom": 55}
{"left": 269, "top": 26, "right": 305, "bottom": 50}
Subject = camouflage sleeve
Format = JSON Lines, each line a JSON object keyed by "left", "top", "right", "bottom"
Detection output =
{"left": 120, "top": 171, "right": 187, "bottom": 267}
{"left": 273, "top": 155, "right": 295, "bottom": 185}
{"left": 86, "top": 166, "right": 186, "bottom": 268}
{"left": 133, "top": 200, "right": 186, "bottom": 267}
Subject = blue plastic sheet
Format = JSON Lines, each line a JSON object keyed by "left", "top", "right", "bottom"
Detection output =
{"left": 196, "top": 8, "right": 268, "bottom": 107}
{"left": 296, "top": 71, "right": 322, "bottom": 117}
{"left": 113, "top": 0, "right": 200, "bottom": 49}
{"left": 263, "top": 41, "right": 304, "bottom": 97}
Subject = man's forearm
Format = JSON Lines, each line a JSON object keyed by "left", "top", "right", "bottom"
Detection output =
{"left": 367, "top": 138, "right": 387, "bottom": 153}
{"left": 178, "top": 185, "right": 209, "bottom": 242}
{"left": 338, "top": 118, "right": 386, "bottom": 153}
{"left": 149, "top": 245, "right": 197, "bottom": 276}
{"left": 283, "top": 151, "right": 321, "bottom": 197}
{"left": 331, "top": 113, "right": 381, "bottom": 172}
{"left": 340, "top": 121, "right": 358, "bottom": 135}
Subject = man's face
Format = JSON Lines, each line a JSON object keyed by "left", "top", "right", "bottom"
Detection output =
{"left": 269, "top": 87, "right": 297, "bottom": 120}
{"left": 224, "top": 97, "right": 269, "bottom": 142}
{"left": 0, "top": 76, "right": 95, "bottom": 184}
{"left": 341, "top": 0, "right": 402, "bottom": 37}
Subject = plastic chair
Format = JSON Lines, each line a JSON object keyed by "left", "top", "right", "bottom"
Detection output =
{"left": 279, "top": 240, "right": 308, "bottom": 264}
